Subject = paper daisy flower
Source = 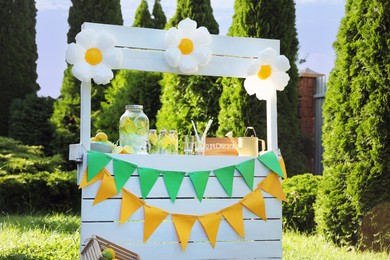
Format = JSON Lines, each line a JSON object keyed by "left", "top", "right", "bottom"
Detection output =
{"left": 164, "top": 18, "right": 212, "bottom": 74}
{"left": 66, "top": 28, "right": 122, "bottom": 85}
{"left": 244, "top": 48, "right": 290, "bottom": 100}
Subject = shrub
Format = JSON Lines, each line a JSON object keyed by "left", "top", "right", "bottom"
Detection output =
{"left": 0, "top": 171, "right": 80, "bottom": 214}
{"left": 282, "top": 173, "right": 321, "bottom": 234}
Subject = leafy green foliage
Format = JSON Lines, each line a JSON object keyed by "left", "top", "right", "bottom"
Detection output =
{"left": 50, "top": 0, "right": 123, "bottom": 164}
{"left": 0, "top": 0, "right": 40, "bottom": 136}
{"left": 8, "top": 94, "right": 55, "bottom": 154}
{"left": 316, "top": 0, "right": 390, "bottom": 249}
{"left": 282, "top": 173, "right": 321, "bottom": 234}
{"left": 157, "top": 0, "right": 221, "bottom": 138}
{"left": 96, "top": 71, "right": 162, "bottom": 141}
{"left": 217, "top": 0, "right": 307, "bottom": 175}
{"left": 0, "top": 137, "right": 79, "bottom": 213}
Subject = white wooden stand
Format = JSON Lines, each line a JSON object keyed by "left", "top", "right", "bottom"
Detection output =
{"left": 72, "top": 22, "right": 282, "bottom": 259}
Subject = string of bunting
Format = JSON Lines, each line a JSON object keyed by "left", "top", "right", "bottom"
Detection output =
{"left": 79, "top": 151, "right": 288, "bottom": 250}
{"left": 83, "top": 150, "right": 286, "bottom": 202}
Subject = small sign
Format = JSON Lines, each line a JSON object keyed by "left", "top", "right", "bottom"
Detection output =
{"left": 204, "top": 138, "right": 238, "bottom": 156}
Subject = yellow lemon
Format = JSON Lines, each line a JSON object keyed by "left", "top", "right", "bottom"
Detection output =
{"left": 123, "top": 145, "right": 134, "bottom": 154}
{"left": 112, "top": 146, "right": 123, "bottom": 154}
{"left": 103, "top": 247, "right": 115, "bottom": 259}
{"left": 94, "top": 132, "right": 108, "bottom": 142}
{"left": 149, "top": 133, "right": 158, "bottom": 146}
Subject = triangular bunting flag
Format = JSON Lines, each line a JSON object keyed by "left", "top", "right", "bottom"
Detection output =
{"left": 188, "top": 171, "right": 210, "bottom": 201}
{"left": 113, "top": 158, "right": 137, "bottom": 192}
{"left": 172, "top": 214, "right": 197, "bottom": 250}
{"left": 236, "top": 159, "right": 255, "bottom": 190}
{"left": 87, "top": 151, "right": 112, "bottom": 181}
{"left": 221, "top": 203, "right": 244, "bottom": 238}
{"left": 258, "top": 151, "right": 283, "bottom": 178}
{"left": 144, "top": 205, "right": 169, "bottom": 243}
{"left": 162, "top": 171, "right": 185, "bottom": 203}
{"left": 279, "top": 156, "right": 288, "bottom": 179}
{"left": 214, "top": 166, "right": 235, "bottom": 197}
{"left": 198, "top": 212, "right": 222, "bottom": 248}
{"left": 258, "top": 172, "right": 287, "bottom": 202}
{"left": 240, "top": 188, "right": 266, "bottom": 221}
{"left": 120, "top": 189, "right": 145, "bottom": 224}
{"left": 79, "top": 167, "right": 105, "bottom": 189}
{"left": 138, "top": 167, "right": 161, "bottom": 199}
{"left": 93, "top": 171, "right": 118, "bottom": 205}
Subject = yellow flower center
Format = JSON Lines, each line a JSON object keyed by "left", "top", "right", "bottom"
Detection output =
{"left": 178, "top": 38, "right": 194, "bottom": 55}
{"left": 85, "top": 48, "right": 103, "bottom": 65}
{"left": 257, "top": 65, "right": 272, "bottom": 80}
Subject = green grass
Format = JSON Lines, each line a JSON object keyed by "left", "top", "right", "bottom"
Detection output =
{"left": 0, "top": 213, "right": 388, "bottom": 259}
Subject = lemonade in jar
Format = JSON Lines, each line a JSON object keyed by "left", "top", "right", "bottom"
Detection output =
{"left": 119, "top": 105, "right": 149, "bottom": 154}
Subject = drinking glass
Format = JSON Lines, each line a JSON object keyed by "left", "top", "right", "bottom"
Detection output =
{"left": 183, "top": 135, "right": 194, "bottom": 155}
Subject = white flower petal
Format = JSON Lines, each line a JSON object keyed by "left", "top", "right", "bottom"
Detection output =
{"left": 192, "top": 27, "right": 211, "bottom": 45}
{"left": 179, "top": 55, "right": 198, "bottom": 74}
{"left": 66, "top": 43, "right": 85, "bottom": 65}
{"left": 178, "top": 18, "right": 197, "bottom": 38}
{"left": 75, "top": 28, "right": 97, "bottom": 48}
{"left": 244, "top": 76, "right": 258, "bottom": 95}
{"left": 192, "top": 46, "right": 211, "bottom": 66}
{"left": 72, "top": 61, "right": 93, "bottom": 82}
{"left": 96, "top": 30, "right": 116, "bottom": 51}
{"left": 165, "top": 48, "right": 181, "bottom": 67}
{"left": 258, "top": 48, "right": 278, "bottom": 64}
{"left": 92, "top": 64, "right": 113, "bottom": 85}
{"left": 103, "top": 48, "right": 122, "bottom": 69}
{"left": 165, "top": 27, "right": 180, "bottom": 47}
{"left": 275, "top": 55, "right": 290, "bottom": 72}
{"left": 270, "top": 71, "right": 290, "bottom": 91}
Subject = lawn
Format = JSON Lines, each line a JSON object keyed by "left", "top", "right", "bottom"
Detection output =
{"left": 0, "top": 213, "right": 388, "bottom": 259}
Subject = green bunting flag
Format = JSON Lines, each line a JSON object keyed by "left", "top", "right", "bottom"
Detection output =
{"left": 113, "top": 158, "right": 137, "bottom": 192}
{"left": 188, "top": 171, "right": 211, "bottom": 202}
{"left": 162, "top": 171, "right": 186, "bottom": 202}
{"left": 138, "top": 167, "right": 161, "bottom": 199}
{"left": 87, "top": 151, "right": 112, "bottom": 182}
{"left": 258, "top": 151, "right": 284, "bottom": 178}
{"left": 236, "top": 159, "right": 255, "bottom": 190}
{"left": 214, "top": 166, "right": 236, "bottom": 197}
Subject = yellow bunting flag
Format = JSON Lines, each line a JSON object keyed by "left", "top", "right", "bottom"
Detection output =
{"left": 279, "top": 157, "right": 288, "bottom": 179}
{"left": 78, "top": 167, "right": 105, "bottom": 189}
{"left": 120, "top": 189, "right": 145, "bottom": 224}
{"left": 198, "top": 212, "right": 222, "bottom": 248}
{"left": 172, "top": 214, "right": 197, "bottom": 250}
{"left": 258, "top": 172, "right": 287, "bottom": 202}
{"left": 240, "top": 188, "right": 266, "bottom": 221}
{"left": 93, "top": 171, "right": 118, "bottom": 205}
{"left": 144, "top": 205, "right": 169, "bottom": 243}
{"left": 221, "top": 203, "right": 244, "bottom": 238}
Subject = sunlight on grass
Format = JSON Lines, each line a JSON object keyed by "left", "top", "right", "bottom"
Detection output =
{"left": 283, "top": 230, "right": 389, "bottom": 260}
{"left": 1, "top": 213, "right": 389, "bottom": 259}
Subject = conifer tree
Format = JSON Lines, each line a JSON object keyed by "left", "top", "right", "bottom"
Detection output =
{"left": 156, "top": 0, "right": 220, "bottom": 137}
{"left": 151, "top": 0, "right": 167, "bottom": 29}
{"left": 0, "top": 0, "right": 39, "bottom": 136}
{"left": 217, "top": 0, "right": 306, "bottom": 174}
{"left": 50, "top": 0, "right": 123, "bottom": 160}
{"left": 96, "top": 0, "right": 166, "bottom": 140}
{"left": 316, "top": 0, "right": 390, "bottom": 249}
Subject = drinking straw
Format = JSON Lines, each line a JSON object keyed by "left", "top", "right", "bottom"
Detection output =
{"left": 201, "top": 119, "right": 213, "bottom": 141}
{"left": 191, "top": 120, "right": 200, "bottom": 142}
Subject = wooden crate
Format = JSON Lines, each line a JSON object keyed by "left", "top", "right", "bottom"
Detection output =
{"left": 81, "top": 235, "right": 140, "bottom": 260}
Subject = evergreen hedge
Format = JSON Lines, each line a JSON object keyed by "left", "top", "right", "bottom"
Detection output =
{"left": 316, "top": 0, "right": 390, "bottom": 250}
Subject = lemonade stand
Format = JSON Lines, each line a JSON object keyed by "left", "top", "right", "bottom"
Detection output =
{"left": 69, "top": 19, "right": 288, "bottom": 259}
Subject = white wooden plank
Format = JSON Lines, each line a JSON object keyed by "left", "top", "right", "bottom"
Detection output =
{"left": 81, "top": 198, "right": 282, "bottom": 221}
{"left": 80, "top": 218, "right": 281, "bottom": 244}
{"left": 81, "top": 239, "right": 282, "bottom": 260}
{"left": 82, "top": 22, "right": 280, "bottom": 58}
{"left": 120, "top": 48, "right": 254, "bottom": 78}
